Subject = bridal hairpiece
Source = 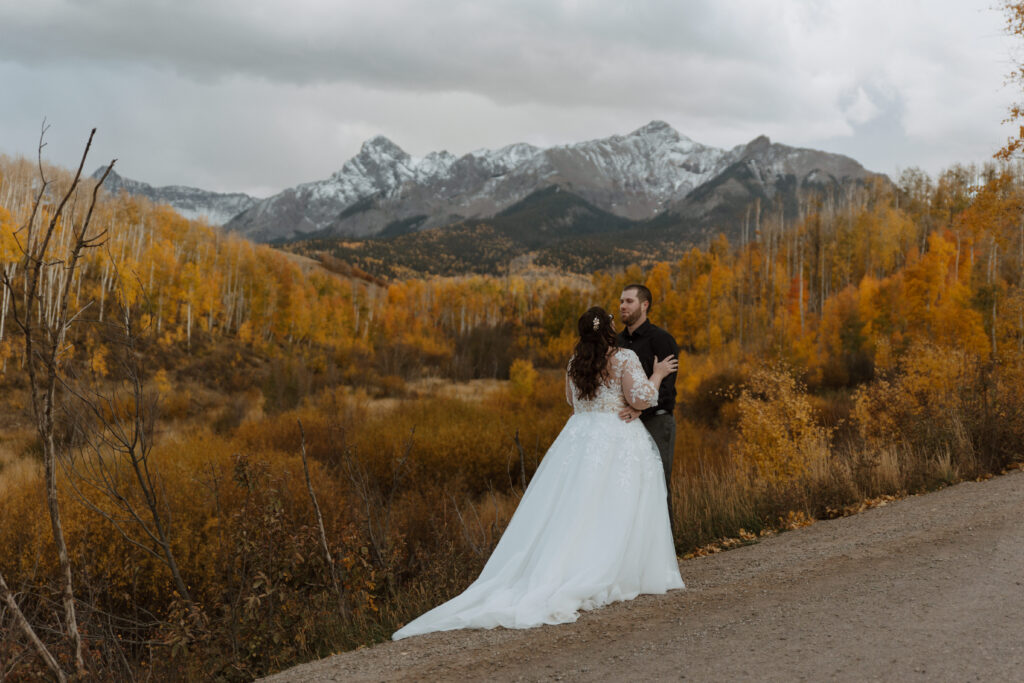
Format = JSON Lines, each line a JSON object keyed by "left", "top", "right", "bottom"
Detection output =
{"left": 592, "top": 316, "right": 601, "bottom": 331}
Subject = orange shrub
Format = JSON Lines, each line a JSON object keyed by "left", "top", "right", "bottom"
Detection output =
{"left": 733, "top": 367, "right": 832, "bottom": 484}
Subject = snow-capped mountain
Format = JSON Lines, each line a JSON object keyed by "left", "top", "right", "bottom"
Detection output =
{"left": 93, "top": 169, "right": 259, "bottom": 226}
{"left": 224, "top": 121, "right": 880, "bottom": 242}
{"left": 97, "top": 122, "right": 883, "bottom": 244}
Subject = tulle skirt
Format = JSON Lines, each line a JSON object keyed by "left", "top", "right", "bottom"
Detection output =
{"left": 392, "top": 412, "right": 684, "bottom": 640}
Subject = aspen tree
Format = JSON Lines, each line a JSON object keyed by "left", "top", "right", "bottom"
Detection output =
{"left": 1, "top": 125, "right": 114, "bottom": 678}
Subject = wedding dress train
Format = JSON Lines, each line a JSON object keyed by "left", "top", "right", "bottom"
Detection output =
{"left": 392, "top": 349, "right": 683, "bottom": 640}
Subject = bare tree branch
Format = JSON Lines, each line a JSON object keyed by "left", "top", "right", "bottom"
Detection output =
{"left": 297, "top": 420, "right": 350, "bottom": 619}
{"left": 513, "top": 429, "right": 527, "bottom": 491}
{"left": 58, "top": 289, "right": 194, "bottom": 605}
{"left": 0, "top": 569, "right": 67, "bottom": 682}
{"left": 0, "top": 125, "right": 117, "bottom": 675}
{"left": 337, "top": 428, "right": 414, "bottom": 573}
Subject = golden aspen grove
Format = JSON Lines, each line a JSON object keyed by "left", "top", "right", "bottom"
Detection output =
{"left": 3, "top": 137, "right": 1024, "bottom": 679}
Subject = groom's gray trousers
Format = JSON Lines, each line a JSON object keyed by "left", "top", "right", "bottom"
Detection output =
{"left": 640, "top": 410, "right": 675, "bottom": 535}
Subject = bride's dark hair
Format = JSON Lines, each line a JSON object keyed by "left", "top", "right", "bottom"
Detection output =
{"left": 568, "top": 306, "right": 617, "bottom": 401}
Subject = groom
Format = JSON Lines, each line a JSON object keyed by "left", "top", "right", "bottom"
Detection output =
{"left": 617, "top": 284, "right": 679, "bottom": 532}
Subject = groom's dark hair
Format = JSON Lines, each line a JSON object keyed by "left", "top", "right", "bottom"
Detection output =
{"left": 624, "top": 283, "right": 652, "bottom": 310}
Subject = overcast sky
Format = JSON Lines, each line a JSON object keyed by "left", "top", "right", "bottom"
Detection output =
{"left": 0, "top": 0, "right": 1019, "bottom": 197}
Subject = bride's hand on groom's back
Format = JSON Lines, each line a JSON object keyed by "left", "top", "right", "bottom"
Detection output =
{"left": 652, "top": 354, "right": 678, "bottom": 380}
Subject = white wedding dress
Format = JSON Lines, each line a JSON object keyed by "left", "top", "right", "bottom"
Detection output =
{"left": 392, "top": 348, "right": 684, "bottom": 640}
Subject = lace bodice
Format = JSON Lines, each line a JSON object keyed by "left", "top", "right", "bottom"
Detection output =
{"left": 566, "top": 348, "right": 659, "bottom": 414}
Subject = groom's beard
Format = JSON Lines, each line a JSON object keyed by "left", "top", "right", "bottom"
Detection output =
{"left": 620, "top": 310, "right": 640, "bottom": 327}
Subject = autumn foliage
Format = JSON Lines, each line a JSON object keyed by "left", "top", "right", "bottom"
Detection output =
{"left": 3, "top": 150, "right": 1024, "bottom": 679}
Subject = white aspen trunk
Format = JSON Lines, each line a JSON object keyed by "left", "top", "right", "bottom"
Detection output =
{"left": 135, "top": 217, "right": 146, "bottom": 260}
{"left": 41, "top": 267, "right": 52, "bottom": 328}
{"left": 221, "top": 260, "right": 234, "bottom": 332}
{"left": 819, "top": 219, "right": 826, "bottom": 314}
{"left": 0, "top": 263, "right": 15, "bottom": 342}
{"left": 798, "top": 239, "right": 804, "bottom": 333}
{"left": 0, "top": 282, "right": 8, "bottom": 344}
{"left": 118, "top": 230, "right": 128, "bottom": 263}
{"left": 99, "top": 261, "right": 110, "bottom": 323}
{"left": 52, "top": 267, "right": 67, "bottom": 331}
{"left": 235, "top": 285, "right": 247, "bottom": 332}
{"left": 74, "top": 262, "right": 86, "bottom": 309}
{"left": 0, "top": 282, "right": 7, "bottom": 343}
{"left": 186, "top": 300, "right": 192, "bottom": 352}
{"left": 954, "top": 231, "right": 961, "bottom": 281}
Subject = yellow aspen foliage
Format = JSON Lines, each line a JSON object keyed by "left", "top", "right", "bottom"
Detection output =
{"left": 0, "top": 206, "right": 17, "bottom": 262}
{"left": 152, "top": 369, "right": 172, "bottom": 397}
{"left": 645, "top": 261, "right": 673, "bottom": 312}
{"left": 734, "top": 367, "right": 831, "bottom": 484}
{"left": 0, "top": 340, "right": 12, "bottom": 372}
{"left": 851, "top": 340, "right": 982, "bottom": 457}
{"left": 89, "top": 343, "right": 109, "bottom": 378}
{"left": 539, "top": 330, "right": 576, "bottom": 367}
{"left": 509, "top": 358, "right": 538, "bottom": 399}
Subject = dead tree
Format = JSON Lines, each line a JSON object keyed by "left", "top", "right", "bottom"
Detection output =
{"left": 338, "top": 428, "right": 414, "bottom": 578}
{"left": 60, "top": 281, "right": 194, "bottom": 606}
{"left": 0, "top": 123, "right": 115, "bottom": 677}
{"left": 298, "top": 420, "right": 350, "bottom": 619}
{"left": 0, "top": 570, "right": 66, "bottom": 682}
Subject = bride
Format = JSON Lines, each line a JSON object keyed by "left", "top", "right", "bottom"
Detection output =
{"left": 392, "top": 306, "right": 684, "bottom": 640}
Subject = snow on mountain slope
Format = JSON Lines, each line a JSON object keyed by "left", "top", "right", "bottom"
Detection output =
{"left": 94, "top": 169, "right": 259, "bottom": 226}
{"left": 99, "top": 121, "right": 881, "bottom": 243}
{"left": 225, "top": 121, "right": 757, "bottom": 241}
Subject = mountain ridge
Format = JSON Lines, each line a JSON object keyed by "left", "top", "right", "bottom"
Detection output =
{"left": 96, "top": 122, "right": 886, "bottom": 251}
{"left": 228, "top": 120, "right": 759, "bottom": 241}
{"left": 92, "top": 168, "right": 260, "bottom": 226}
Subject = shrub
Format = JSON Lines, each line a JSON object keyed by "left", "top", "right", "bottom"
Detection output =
{"left": 733, "top": 367, "right": 832, "bottom": 485}
{"left": 681, "top": 367, "right": 745, "bottom": 427}
{"left": 508, "top": 358, "right": 538, "bottom": 400}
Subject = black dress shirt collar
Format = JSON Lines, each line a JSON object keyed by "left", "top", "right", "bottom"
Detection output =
{"left": 622, "top": 319, "right": 653, "bottom": 340}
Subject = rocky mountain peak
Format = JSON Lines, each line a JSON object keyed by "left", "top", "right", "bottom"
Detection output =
{"left": 90, "top": 166, "right": 258, "bottom": 225}
{"left": 358, "top": 135, "right": 409, "bottom": 162}
{"left": 319, "top": 135, "right": 416, "bottom": 201}
{"left": 742, "top": 135, "right": 773, "bottom": 156}
{"left": 92, "top": 166, "right": 151, "bottom": 194}
{"left": 98, "top": 167, "right": 123, "bottom": 182}
{"left": 630, "top": 120, "right": 681, "bottom": 140}
{"left": 102, "top": 124, "right": 884, "bottom": 244}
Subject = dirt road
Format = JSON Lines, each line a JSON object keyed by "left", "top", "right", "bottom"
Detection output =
{"left": 264, "top": 469, "right": 1024, "bottom": 682}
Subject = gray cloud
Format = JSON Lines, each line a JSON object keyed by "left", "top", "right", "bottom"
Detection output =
{"left": 0, "top": 0, "right": 1017, "bottom": 195}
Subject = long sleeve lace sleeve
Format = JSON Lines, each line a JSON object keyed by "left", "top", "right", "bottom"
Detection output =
{"left": 565, "top": 359, "right": 575, "bottom": 407}
{"left": 619, "top": 350, "right": 658, "bottom": 409}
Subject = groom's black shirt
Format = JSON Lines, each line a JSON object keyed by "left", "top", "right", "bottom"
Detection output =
{"left": 617, "top": 320, "right": 679, "bottom": 419}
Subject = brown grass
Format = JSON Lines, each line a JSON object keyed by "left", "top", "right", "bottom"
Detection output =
{"left": 2, "top": 352, "right": 1023, "bottom": 680}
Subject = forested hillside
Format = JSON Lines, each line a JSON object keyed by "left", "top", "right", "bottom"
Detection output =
{"left": 2, "top": 145, "right": 1024, "bottom": 680}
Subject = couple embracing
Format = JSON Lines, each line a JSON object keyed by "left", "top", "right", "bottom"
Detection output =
{"left": 393, "top": 284, "right": 683, "bottom": 640}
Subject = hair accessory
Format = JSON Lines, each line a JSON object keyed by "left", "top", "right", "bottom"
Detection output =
{"left": 592, "top": 316, "right": 601, "bottom": 331}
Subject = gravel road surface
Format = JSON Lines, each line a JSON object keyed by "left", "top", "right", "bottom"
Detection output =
{"left": 263, "top": 469, "right": 1024, "bottom": 682}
